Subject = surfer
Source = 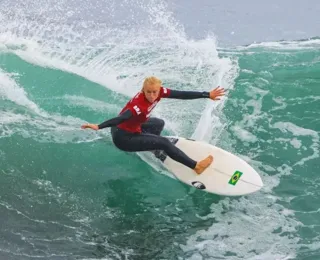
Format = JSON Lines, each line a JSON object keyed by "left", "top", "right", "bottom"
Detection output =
{"left": 81, "top": 76, "right": 225, "bottom": 174}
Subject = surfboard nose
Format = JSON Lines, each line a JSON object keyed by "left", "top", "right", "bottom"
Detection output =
{"left": 256, "top": 174, "right": 264, "bottom": 188}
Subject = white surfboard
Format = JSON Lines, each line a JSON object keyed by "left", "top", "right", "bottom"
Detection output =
{"left": 158, "top": 136, "right": 263, "bottom": 196}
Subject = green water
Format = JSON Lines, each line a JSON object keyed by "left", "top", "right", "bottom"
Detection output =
{"left": 0, "top": 9, "right": 320, "bottom": 260}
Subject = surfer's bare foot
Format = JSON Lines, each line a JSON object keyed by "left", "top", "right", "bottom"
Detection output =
{"left": 194, "top": 155, "right": 214, "bottom": 175}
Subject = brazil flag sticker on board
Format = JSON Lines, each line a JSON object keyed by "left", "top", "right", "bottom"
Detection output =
{"left": 228, "top": 171, "right": 243, "bottom": 186}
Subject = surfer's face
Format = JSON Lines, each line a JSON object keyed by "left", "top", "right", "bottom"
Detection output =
{"left": 143, "top": 83, "right": 160, "bottom": 103}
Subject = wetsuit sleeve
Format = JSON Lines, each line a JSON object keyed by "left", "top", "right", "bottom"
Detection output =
{"left": 165, "top": 89, "right": 210, "bottom": 99}
{"left": 98, "top": 109, "right": 133, "bottom": 129}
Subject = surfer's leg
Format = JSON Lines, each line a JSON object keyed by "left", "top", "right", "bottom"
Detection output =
{"left": 141, "top": 117, "right": 165, "bottom": 158}
{"left": 141, "top": 117, "right": 165, "bottom": 136}
{"left": 111, "top": 127, "right": 213, "bottom": 174}
{"left": 111, "top": 127, "right": 196, "bottom": 169}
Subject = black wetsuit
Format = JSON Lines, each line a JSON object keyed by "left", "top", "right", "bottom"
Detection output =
{"left": 98, "top": 90, "right": 210, "bottom": 169}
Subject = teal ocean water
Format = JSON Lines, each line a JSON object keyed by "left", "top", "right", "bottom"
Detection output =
{"left": 1, "top": 1, "right": 320, "bottom": 259}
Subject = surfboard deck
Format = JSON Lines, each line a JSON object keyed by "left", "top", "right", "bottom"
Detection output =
{"left": 155, "top": 136, "right": 263, "bottom": 196}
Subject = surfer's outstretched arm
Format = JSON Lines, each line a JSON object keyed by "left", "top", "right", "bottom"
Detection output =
{"left": 166, "top": 86, "right": 225, "bottom": 100}
{"left": 98, "top": 109, "right": 133, "bottom": 129}
{"left": 81, "top": 109, "right": 133, "bottom": 130}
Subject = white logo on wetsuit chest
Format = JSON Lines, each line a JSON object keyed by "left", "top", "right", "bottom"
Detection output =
{"left": 133, "top": 105, "right": 141, "bottom": 115}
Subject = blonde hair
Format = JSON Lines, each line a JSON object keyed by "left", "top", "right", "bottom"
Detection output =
{"left": 142, "top": 76, "right": 162, "bottom": 91}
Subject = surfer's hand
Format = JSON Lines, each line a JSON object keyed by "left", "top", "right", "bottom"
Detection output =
{"left": 209, "top": 86, "right": 225, "bottom": 101}
{"left": 81, "top": 123, "right": 99, "bottom": 130}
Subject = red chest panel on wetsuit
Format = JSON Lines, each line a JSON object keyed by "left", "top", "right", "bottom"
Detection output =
{"left": 117, "top": 87, "right": 170, "bottom": 133}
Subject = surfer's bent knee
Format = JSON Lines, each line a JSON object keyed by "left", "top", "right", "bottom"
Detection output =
{"left": 110, "top": 127, "right": 129, "bottom": 151}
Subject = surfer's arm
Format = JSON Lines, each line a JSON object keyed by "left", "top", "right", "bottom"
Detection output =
{"left": 166, "top": 89, "right": 210, "bottom": 99}
{"left": 98, "top": 109, "right": 133, "bottom": 129}
{"left": 165, "top": 86, "right": 225, "bottom": 101}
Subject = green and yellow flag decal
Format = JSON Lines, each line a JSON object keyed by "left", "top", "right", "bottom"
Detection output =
{"left": 228, "top": 171, "right": 243, "bottom": 186}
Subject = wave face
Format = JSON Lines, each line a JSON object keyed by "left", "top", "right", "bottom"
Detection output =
{"left": 0, "top": 1, "right": 319, "bottom": 259}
